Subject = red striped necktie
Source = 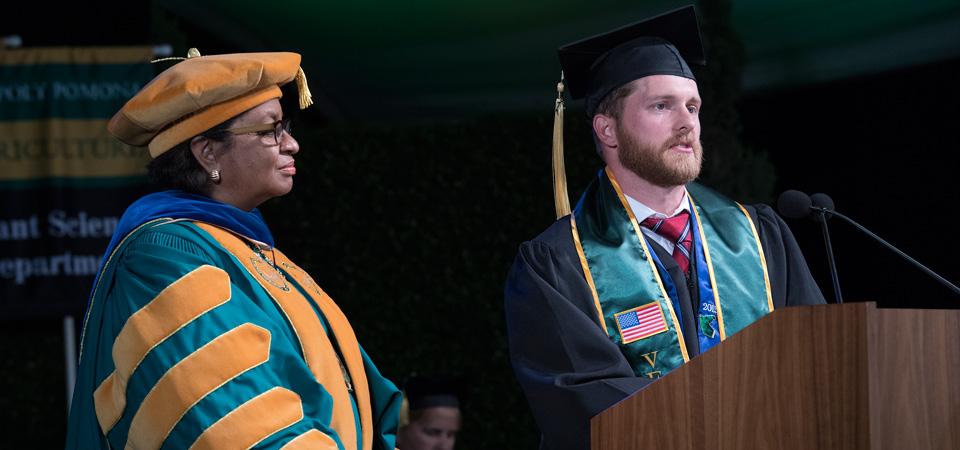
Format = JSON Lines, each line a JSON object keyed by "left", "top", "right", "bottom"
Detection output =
{"left": 640, "top": 211, "right": 693, "bottom": 275}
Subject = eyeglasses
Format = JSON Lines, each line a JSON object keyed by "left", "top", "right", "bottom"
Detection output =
{"left": 209, "top": 119, "right": 292, "bottom": 146}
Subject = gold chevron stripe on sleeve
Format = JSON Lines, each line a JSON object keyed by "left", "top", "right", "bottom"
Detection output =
{"left": 94, "top": 265, "right": 231, "bottom": 434}
{"left": 125, "top": 323, "right": 272, "bottom": 450}
{"left": 189, "top": 387, "right": 303, "bottom": 450}
{"left": 281, "top": 429, "right": 339, "bottom": 450}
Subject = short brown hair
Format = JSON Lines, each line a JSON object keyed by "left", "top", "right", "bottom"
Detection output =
{"left": 592, "top": 81, "right": 636, "bottom": 152}
{"left": 593, "top": 81, "right": 636, "bottom": 120}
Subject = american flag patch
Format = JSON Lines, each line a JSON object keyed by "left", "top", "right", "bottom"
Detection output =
{"left": 615, "top": 302, "right": 668, "bottom": 344}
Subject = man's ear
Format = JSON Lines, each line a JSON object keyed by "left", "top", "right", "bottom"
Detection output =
{"left": 190, "top": 136, "right": 217, "bottom": 172}
{"left": 592, "top": 114, "right": 619, "bottom": 149}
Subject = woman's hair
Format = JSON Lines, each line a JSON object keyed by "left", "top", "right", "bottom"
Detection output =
{"left": 146, "top": 117, "right": 239, "bottom": 195}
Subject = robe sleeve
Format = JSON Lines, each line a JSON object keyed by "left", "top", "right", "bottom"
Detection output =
{"left": 504, "top": 233, "right": 652, "bottom": 450}
{"left": 747, "top": 204, "right": 828, "bottom": 307}
{"left": 360, "top": 345, "right": 404, "bottom": 450}
{"left": 89, "top": 225, "right": 350, "bottom": 450}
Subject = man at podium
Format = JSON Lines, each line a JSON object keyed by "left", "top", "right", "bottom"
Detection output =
{"left": 503, "top": 6, "right": 825, "bottom": 450}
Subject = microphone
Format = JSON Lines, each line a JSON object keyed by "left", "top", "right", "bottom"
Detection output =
{"left": 810, "top": 193, "right": 834, "bottom": 220}
{"left": 776, "top": 190, "right": 811, "bottom": 219}
{"left": 778, "top": 190, "right": 960, "bottom": 298}
{"left": 777, "top": 190, "right": 842, "bottom": 303}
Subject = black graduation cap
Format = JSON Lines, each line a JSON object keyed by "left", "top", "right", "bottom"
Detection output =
{"left": 403, "top": 376, "right": 461, "bottom": 411}
{"left": 557, "top": 5, "right": 706, "bottom": 117}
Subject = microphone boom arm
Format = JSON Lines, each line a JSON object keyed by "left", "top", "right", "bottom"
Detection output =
{"left": 815, "top": 207, "right": 960, "bottom": 296}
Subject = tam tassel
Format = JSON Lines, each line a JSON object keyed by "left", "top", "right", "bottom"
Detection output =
{"left": 295, "top": 66, "right": 314, "bottom": 109}
{"left": 398, "top": 393, "right": 410, "bottom": 427}
{"left": 552, "top": 72, "right": 571, "bottom": 218}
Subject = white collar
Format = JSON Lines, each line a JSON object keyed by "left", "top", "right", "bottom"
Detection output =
{"left": 625, "top": 189, "right": 691, "bottom": 223}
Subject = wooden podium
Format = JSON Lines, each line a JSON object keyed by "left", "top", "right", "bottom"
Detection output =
{"left": 590, "top": 302, "right": 960, "bottom": 450}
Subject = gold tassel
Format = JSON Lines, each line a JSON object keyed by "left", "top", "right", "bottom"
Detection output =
{"left": 398, "top": 393, "right": 410, "bottom": 427}
{"left": 295, "top": 66, "right": 314, "bottom": 109}
{"left": 552, "top": 72, "right": 571, "bottom": 218}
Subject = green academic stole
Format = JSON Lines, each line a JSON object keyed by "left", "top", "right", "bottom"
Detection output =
{"left": 571, "top": 168, "right": 773, "bottom": 378}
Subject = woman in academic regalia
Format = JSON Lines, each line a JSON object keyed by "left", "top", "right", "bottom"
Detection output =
{"left": 66, "top": 49, "right": 401, "bottom": 450}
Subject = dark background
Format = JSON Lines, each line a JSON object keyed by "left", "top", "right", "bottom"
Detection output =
{"left": 2, "top": 0, "right": 958, "bottom": 447}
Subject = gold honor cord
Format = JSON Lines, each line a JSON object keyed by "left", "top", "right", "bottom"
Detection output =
{"left": 553, "top": 72, "right": 571, "bottom": 218}
{"left": 569, "top": 214, "right": 608, "bottom": 334}
{"left": 737, "top": 203, "right": 775, "bottom": 313}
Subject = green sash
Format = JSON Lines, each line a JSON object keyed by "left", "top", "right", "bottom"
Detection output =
{"left": 571, "top": 168, "right": 772, "bottom": 378}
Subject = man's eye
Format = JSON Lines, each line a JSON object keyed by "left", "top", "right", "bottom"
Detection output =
{"left": 653, "top": 103, "right": 667, "bottom": 111}
{"left": 687, "top": 106, "right": 699, "bottom": 114}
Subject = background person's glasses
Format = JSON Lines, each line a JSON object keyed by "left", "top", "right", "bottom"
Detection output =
{"left": 210, "top": 119, "right": 292, "bottom": 146}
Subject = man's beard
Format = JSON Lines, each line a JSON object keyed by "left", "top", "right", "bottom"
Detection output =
{"left": 617, "top": 127, "right": 703, "bottom": 188}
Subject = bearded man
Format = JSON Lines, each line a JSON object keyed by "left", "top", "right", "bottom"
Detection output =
{"left": 503, "top": 6, "right": 825, "bottom": 450}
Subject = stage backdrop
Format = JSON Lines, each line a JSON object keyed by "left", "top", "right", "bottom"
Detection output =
{"left": 0, "top": 47, "right": 154, "bottom": 319}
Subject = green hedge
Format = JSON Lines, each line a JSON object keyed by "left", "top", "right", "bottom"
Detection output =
{"left": 263, "top": 114, "right": 569, "bottom": 448}
{"left": 261, "top": 104, "right": 772, "bottom": 450}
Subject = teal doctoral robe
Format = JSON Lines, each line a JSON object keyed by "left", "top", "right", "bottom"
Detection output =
{"left": 67, "top": 216, "right": 401, "bottom": 450}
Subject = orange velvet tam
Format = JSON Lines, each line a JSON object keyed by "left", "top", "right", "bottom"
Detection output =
{"left": 107, "top": 50, "right": 313, "bottom": 158}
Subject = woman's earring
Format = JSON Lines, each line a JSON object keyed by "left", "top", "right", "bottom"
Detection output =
{"left": 210, "top": 169, "right": 221, "bottom": 184}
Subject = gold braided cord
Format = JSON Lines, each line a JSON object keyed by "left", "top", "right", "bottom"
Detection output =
{"left": 150, "top": 47, "right": 201, "bottom": 64}
{"left": 149, "top": 56, "right": 186, "bottom": 64}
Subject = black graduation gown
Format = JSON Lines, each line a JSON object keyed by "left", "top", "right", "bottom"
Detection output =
{"left": 503, "top": 203, "right": 826, "bottom": 450}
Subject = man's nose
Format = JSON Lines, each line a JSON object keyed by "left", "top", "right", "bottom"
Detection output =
{"left": 675, "top": 109, "right": 696, "bottom": 134}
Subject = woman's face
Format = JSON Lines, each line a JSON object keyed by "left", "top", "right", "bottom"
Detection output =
{"left": 208, "top": 99, "right": 299, "bottom": 210}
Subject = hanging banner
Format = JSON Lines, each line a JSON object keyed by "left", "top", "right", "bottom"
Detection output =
{"left": 0, "top": 47, "right": 154, "bottom": 318}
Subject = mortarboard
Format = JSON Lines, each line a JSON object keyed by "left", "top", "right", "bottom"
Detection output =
{"left": 399, "top": 376, "right": 461, "bottom": 427}
{"left": 558, "top": 5, "right": 705, "bottom": 117}
{"left": 107, "top": 49, "right": 313, "bottom": 158}
{"left": 550, "top": 5, "right": 705, "bottom": 217}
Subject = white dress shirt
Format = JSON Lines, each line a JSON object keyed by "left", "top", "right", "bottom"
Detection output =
{"left": 625, "top": 190, "right": 691, "bottom": 254}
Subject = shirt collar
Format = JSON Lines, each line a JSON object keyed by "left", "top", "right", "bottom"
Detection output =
{"left": 625, "top": 188, "right": 690, "bottom": 223}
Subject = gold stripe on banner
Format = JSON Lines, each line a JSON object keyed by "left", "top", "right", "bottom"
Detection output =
{"left": 0, "top": 119, "right": 150, "bottom": 180}
{"left": 0, "top": 46, "right": 153, "bottom": 65}
{"left": 94, "top": 265, "right": 231, "bottom": 434}
{"left": 281, "top": 429, "right": 339, "bottom": 450}
{"left": 126, "top": 323, "right": 272, "bottom": 450}
{"left": 189, "top": 387, "right": 303, "bottom": 450}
